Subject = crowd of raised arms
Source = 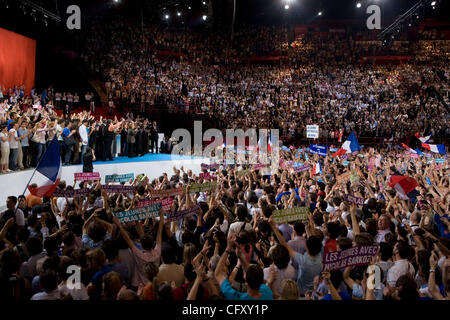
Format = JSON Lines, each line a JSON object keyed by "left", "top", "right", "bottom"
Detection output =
{"left": 0, "top": 19, "right": 449, "bottom": 301}
{"left": 0, "top": 143, "right": 449, "bottom": 301}
{"left": 79, "top": 18, "right": 449, "bottom": 136}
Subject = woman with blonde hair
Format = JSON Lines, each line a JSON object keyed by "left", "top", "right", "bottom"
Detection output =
{"left": 183, "top": 243, "right": 198, "bottom": 266}
{"left": 102, "top": 271, "right": 123, "bottom": 300}
{"left": 280, "top": 279, "right": 300, "bottom": 300}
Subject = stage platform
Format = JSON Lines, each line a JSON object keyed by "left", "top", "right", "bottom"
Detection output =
{"left": 0, "top": 153, "right": 207, "bottom": 207}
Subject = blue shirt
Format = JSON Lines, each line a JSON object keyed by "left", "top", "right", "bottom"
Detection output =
{"left": 220, "top": 279, "right": 273, "bottom": 300}
{"left": 62, "top": 128, "right": 71, "bottom": 137}
{"left": 293, "top": 252, "right": 322, "bottom": 295}
{"left": 321, "top": 291, "right": 352, "bottom": 300}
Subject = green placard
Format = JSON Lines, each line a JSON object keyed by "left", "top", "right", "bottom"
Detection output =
{"left": 186, "top": 182, "right": 217, "bottom": 193}
{"left": 236, "top": 169, "right": 252, "bottom": 177}
{"left": 272, "top": 207, "right": 309, "bottom": 224}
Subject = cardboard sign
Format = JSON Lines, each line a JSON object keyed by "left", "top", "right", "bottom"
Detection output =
{"left": 272, "top": 207, "right": 309, "bottom": 224}
{"left": 52, "top": 188, "right": 90, "bottom": 197}
{"left": 293, "top": 164, "right": 311, "bottom": 173}
{"left": 309, "top": 144, "right": 328, "bottom": 157}
{"left": 135, "top": 174, "right": 147, "bottom": 183}
{"left": 322, "top": 245, "right": 378, "bottom": 272}
{"left": 236, "top": 169, "right": 252, "bottom": 177}
{"left": 167, "top": 205, "right": 200, "bottom": 222}
{"left": 199, "top": 172, "right": 216, "bottom": 180}
{"left": 113, "top": 202, "right": 162, "bottom": 223}
{"left": 187, "top": 182, "right": 217, "bottom": 193}
{"left": 368, "top": 158, "right": 374, "bottom": 172}
{"left": 344, "top": 194, "right": 365, "bottom": 206}
{"left": 149, "top": 188, "right": 184, "bottom": 198}
{"left": 350, "top": 170, "right": 360, "bottom": 183}
{"left": 74, "top": 172, "right": 100, "bottom": 181}
{"left": 306, "top": 125, "right": 319, "bottom": 139}
{"left": 102, "top": 185, "right": 137, "bottom": 194}
{"left": 253, "top": 163, "right": 266, "bottom": 171}
{"left": 105, "top": 173, "right": 134, "bottom": 183}
{"left": 137, "top": 198, "right": 173, "bottom": 211}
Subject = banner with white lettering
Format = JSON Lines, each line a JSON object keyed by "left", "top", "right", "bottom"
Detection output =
{"left": 322, "top": 245, "right": 378, "bottom": 272}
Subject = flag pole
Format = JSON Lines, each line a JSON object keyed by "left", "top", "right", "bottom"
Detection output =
{"left": 14, "top": 137, "right": 59, "bottom": 215}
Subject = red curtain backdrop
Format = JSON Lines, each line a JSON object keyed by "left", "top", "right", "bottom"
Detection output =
{"left": 0, "top": 28, "right": 36, "bottom": 95}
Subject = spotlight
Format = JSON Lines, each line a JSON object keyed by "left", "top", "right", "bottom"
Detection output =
{"left": 431, "top": 1, "right": 436, "bottom": 6}
{"left": 202, "top": 1, "right": 206, "bottom": 5}
{"left": 356, "top": 2, "right": 362, "bottom": 8}
{"left": 188, "top": 6, "right": 191, "bottom": 10}
{"left": 318, "top": 11, "right": 322, "bottom": 16}
{"left": 284, "top": 4, "right": 289, "bottom": 10}
{"left": 202, "top": 15, "right": 207, "bottom": 21}
{"left": 177, "top": 12, "right": 181, "bottom": 16}
{"left": 113, "top": 0, "right": 119, "bottom": 3}
{"left": 164, "top": 14, "right": 169, "bottom": 20}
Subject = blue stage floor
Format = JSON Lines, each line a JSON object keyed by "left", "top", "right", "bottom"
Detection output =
{"left": 78, "top": 153, "right": 203, "bottom": 166}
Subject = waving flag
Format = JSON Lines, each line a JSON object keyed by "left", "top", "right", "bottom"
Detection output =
{"left": 422, "top": 143, "right": 446, "bottom": 155}
{"left": 333, "top": 131, "right": 360, "bottom": 157}
{"left": 27, "top": 137, "right": 62, "bottom": 197}
{"left": 388, "top": 175, "right": 419, "bottom": 201}
{"left": 311, "top": 162, "right": 322, "bottom": 175}
{"left": 415, "top": 133, "right": 431, "bottom": 144}
{"left": 338, "top": 129, "right": 344, "bottom": 143}
{"left": 401, "top": 143, "right": 423, "bottom": 156}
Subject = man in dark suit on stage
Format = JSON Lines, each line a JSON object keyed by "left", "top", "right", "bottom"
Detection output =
{"left": 150, "top": 121, "right": 159, "bottom": 154}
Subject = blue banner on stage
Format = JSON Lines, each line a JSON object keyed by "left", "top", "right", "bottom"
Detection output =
{"left": 309, "top": 144, "right": 328, "bottom": 157}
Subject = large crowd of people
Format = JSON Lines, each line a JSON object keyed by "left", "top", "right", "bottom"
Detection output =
{"left": 79, "top": 18, "right": 449, "bottom": 139}
{"left": 0, "top": 15, "right": 448, "bottom": 302}
{"left": 0, "top": 143, "right": 448, "bottom": 300}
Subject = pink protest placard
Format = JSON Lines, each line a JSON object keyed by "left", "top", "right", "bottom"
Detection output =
{"left": 137, "top": 198, "right": 174, "bottom": 211}
{"left": 368, "top": 157, "right": 374, "bottom": 171}
{"left": 253, "top": 163, "right": 265, "bottom": 170}
{"left": 74, "top": 172, "right": 100, "bottom": 181}
{"left": 199, "top": 172, "right": 216, "bottom": 180}
{"left": 322, "top": 245, "right": 378, "bottom": 272}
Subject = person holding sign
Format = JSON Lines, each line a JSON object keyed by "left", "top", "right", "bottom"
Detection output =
{"left": 268, "top": 216, "right": 323, "bottom": 297}
{"left": 112, "top": 207, "right": 166, "bottom": 288}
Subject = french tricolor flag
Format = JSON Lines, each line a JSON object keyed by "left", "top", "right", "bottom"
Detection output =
{"left": 333, "top": 131, "right": 360, "bottom": 157}
{"left": 401, "top": 143, "right": 424, "bottom": 156}
{"left": 388, "top": 175, "right": 419, "bottom": 202}
{"left": 311, "top": 162, "right": 322, "bottom": 175}
{"left": 422, "top": 143, "right": 446, "bottom": 155}
{"left": 415, "top": 133, "right": 431, "bottom": 144}
{"left": 27, "top": 137, "right": 62, "bottom": 197}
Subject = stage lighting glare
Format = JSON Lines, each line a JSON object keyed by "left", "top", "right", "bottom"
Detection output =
{"left": 188, "top": 6, "right": 191, "bottom": 10}
{"left": 431, "top": 1, "right": 436, "bottom": 6}
{"left": 284, "top": 4, "right": 289, "bottom": 10}
{"left": 356, "top": 2, "right": 362, "bottom": 8}
{"left": 114, "top": 0, "right": 119, "bottom": 3}
{"left": 165, "top": 14, "right": 169, "bottom": 20}
{"left": 202, "top": 1, "right": 206, "bottom": 5}
{"left": 177, "top": 12, "right": 181, "bottom": 16}
{"left": 202, "top": 15, "right": 207, "bottom": 21}
{"left": 318, "top": 11, "right": 322, "bottom": 16}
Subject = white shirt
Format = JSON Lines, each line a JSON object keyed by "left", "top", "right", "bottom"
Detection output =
{"left": 228, "top": 221, "right": 253, "bottom": 236}
{"left": 58, "top": 283, "right": 89, "bottom": 300}
{"left": 78, "top": 124, "right": 88, "bottom": 145}
{"left": 0, "top": 208, "right": 24, "bottom": 226}
{"left": 31, "top": 289, "right": 61, "bottom": 300}
{"left": 263, "top": 264, "right": 297, "bottom": 294}
{"left": 386, "top": 259, "right": 415, "bottom": 287}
